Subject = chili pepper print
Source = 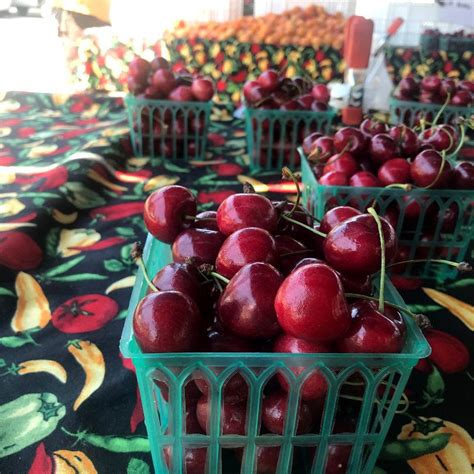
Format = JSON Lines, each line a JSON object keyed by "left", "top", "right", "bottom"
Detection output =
{"left": 67, "top": 340, "right": 105, "bottom": 411}
{"left": 130, "top": 387, "right": 144, "bottom": 433}
{"left": 0, "top": 198, "right": 25, "bottom": 217}
{"left": 57, "top": 229, "right": 101, "bottom": 257}
{"left": 0, "top": 231, "right": 43, "bottom": 271}
{"left": 89, "top": 202, "right": 144, "bottom": 221}
{"left": 52, "top": 295, "right": 118, "bottom": 333}
{"left": 1, "top": 359, "right": 67, "bottom": 383}
{"left": 380, "top": 433, "right": 451, "bottom": 461}
{"left": 87, "top": 169, "right": 128, "bottom": 193}
{"left": 15, "top": 166, "right": 68, "bottom": 191}
{"left": 143, "top": 175, "right": 180, "bottom": 192}
{"left": 51, "top": 209, "right": 78, "bottom": 225}
{"left": 69, "top": 236, "right": 127, "bottom": 253}
{"left": 105, "top": 276, "right": 136, "bottom": 295}
{"left": 397, "top": 417, "right": 474, "bottom": 473}
{"left": 28, "top": 443, "right": 53, "bottom": 474}
{"left": 11, "top": 272, "right": 51, "bottom": 333}
{"left": 0, "top": 393, "right": 66, "bottom": 458}
{"left": 61, "top": 428, "right": 150, "bottom": 453}
{"left": 0, "top": 222, "right": 36, "bottom": 232}
{"left": 53, "top": 449, "right": 98, "bottom": 473}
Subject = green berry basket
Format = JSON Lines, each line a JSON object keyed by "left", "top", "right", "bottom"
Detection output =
{"left": 120, "top": 234, "right": 430, "bottom": 474}
{"left": 300, "top": 151, "right": 474, "bottom": 281}
{"left": 125, "top": 94, "right": 212, "bottom": 160}
{"left": 245, "top": 106, "right": 336, "bottom": 172}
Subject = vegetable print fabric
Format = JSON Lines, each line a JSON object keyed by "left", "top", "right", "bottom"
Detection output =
{"left": 0, "top": 91, "right": 473, "bottom": 474}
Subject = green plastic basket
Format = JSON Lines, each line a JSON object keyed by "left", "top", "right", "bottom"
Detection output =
{"left": 125, "top": 94, "right": 212, "bottom": 160}
{"left": 439, "top": 35, "right": 474, "bottom": 54}
{"left": 300, "top": 151, "right": 474, "bottom": 281}
{"left": 245, "top": 106, "right": 336, "bottom": 171}
{"left": 120, "top": 234, "right": 430, "bottom": 474}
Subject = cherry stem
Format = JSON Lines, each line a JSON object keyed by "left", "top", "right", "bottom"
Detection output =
{"left": 385, "top": 183, "right": 412, "bottom": 191}
{"left": 386, "top": 259, "right": 471, "bottom": 272}
{"left": 280, "top": 249, "right": 316, "bottom": 258}
{"left": 131, "top": 242, "right": 159, "bottom": 293}
{"left": 447, "top": 123, "right": 465, "bottom": 158}
{"left": 210, "top": 271, "right": 230, "bottom": 285}
{"left": 431, "top": 92, "right": 451, "bottom": 128}
{"left": 424, "top": 150, "right": 446, "bottom": 189}
{"left": 282, "top": 166, "right": 301, "bottom": 218}
{"left": 280, "top": 213, "right": 327, "bottom": 238}
{"left": 184, "top": 215, "right": 217, "bottom": 222}
{"left": 367, "top": 207, "right": 386, "bottom": 313}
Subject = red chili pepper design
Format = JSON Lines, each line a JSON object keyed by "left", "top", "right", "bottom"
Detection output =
{"left": 90, "top": 202, "right": 144, "bottom": 221}
{"left": 28, "top": 443, "right": 53, "bottom": 474}
{"left": 197, "top": 190, "right": 235, "bottom": 205}
{"left": 15, "top": 166, "right": 68, "bottom": 191}
{"left": 69, "top": 236, "right": 126, "bottom": 252}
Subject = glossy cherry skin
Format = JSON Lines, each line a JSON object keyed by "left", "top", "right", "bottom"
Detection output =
{"left": 275, "top": 263, "right": 351, "bottom": 342}
{"left": 257, "top": 69, "right": 279, "bottom": 92}
{"left": 191, "top": 78, "right": 215, "bottom": 101}
{"left": 292, "top": 258, "right": 325, "bottom": 271}
{"left": 150, "top": 56, "right": 169, "bottom": 71}
{"left": 172, "top": 229, "right": 225, "bottom": 265}
{"left": 439, "top": 78, "right": 456, "bottom": 98}
{"left": 451, "top": 90, "right": 472, "bottom": 106}
{"left": 133, "top": 291, "right": 203, "bottom": 353}
{"left": 320, "top": 206, "right": 362, "bottom": 234}
{"left": 275, "top": 234, "right": 312, "bottom": 275}
{"left": 274, "top": 334, "right": 332, "bottom": 400}
{"left": 217, "top": 193, "right": 278, "bottom": 236}
{"left": 360, "top": 118, "right": 388, "bottom": 138}
{"left": 302, "top": 132, "right": 323, "bottom": 155}
{"left": 262, "top": 390, "right": 315, "bottom": 434}
{"left": 216, "top": 227, "right": 278, "bottom": 279}
{"left": 338, "top": 272, "right": 372, "bottom": 295}
{"left": 218, "top": 263, "right": 283, "bottom": 339}
{"left": 273, "top": 201, "right": 311, "bottom": 237}
{"left": 336, "top": 300, "right": 404, "bottom": 353}
{"left": 196, "top": 396, "right": 247, "bottom": 435}
{"left": 311, "top": 83, "right": 330, "bottom": 103}
{"left": 421, "top": 75, "right": 441, "bottom": 93}
{"left": 319, "top": 171, "right": 348, "bottom": 186}
{"left": 323, "top": 152, "right": 359, "bottom": 178}
{"left": 324, "top": 444, "right": 352, "bottom": 474}
{"left": 192, "top": 211, "right": 219, "bottom": 231}
{"left": 298, "top": 94, "right": 315, "bottom": 109}
{"left": 324, "top": 214, "right": 397, "bottom": 275}
{"left": 452, "top": 162, "right": 474, "bottom": 189}
{"left": 377, "top": 158, "right": 411, "bottom": 186}
{"left": 164, "top": 446, "right": 207, "bottom": 474}
{"left": 144, "top": 185, "right": 197, "bottom": 243}
{"left": 151, "top": 262, "right": 202, "bottom": 302}
{"left": 396, "top": 76, "right": 418, "bottom": 98}
{"left": 422, "top": 125, "right": 458, "bottom": 153}
{"left": 150, "top": 68, "right": 176, "bottom": 96}
{"left": 369, "top": 133, "right": 398, "bottom": 166}
{"left": 410, "top": 149, "right": 452, "bottom": 188}
{"left": 234, "top": 446, "right": 280, "bottom": 474}
{"left": 307, "top": 136, "right": 334, "bottom": 162}
{"left": 389, "top": 125, "right": 419, "bottom": 157}
{"left": 169, "top": 85, "right": 195, "bottom": 102}
{"left": 349, "top": 171, "right": 381, "bottom": 187}
{"left": 128, "top": 57, "right": 150, "bottom": 82}
{"left": 458, "top": 80, "right": 474, "bottom": 93}
{"left": 333, "top": 127, "right": 366, "bottom": 155}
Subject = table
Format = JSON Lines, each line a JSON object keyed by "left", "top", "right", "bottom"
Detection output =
{"left": 0, "top": 92, "right": 472, "bottom": 473}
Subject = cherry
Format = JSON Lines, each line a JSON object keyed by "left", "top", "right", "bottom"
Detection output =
{"left": 396, "top": 77, "right": 418, "bottom": 98}
{"left": 196, "top": 396, "right": 247, "bottom": 435}
{"left": 150, "top": 56, "right": 169, "bottom": 71}
{"left": 169, "top": 85, "right": 195, "bottom": 102}
{"left": 273, "top": 201, "right": 311, "bottom": 237}
{"left": 262, "top": 390, "right": 315, "bottom": 434}
{"left": 275, "top": 234, "right": 312, "bottom": 274}
{"left": 216, "top": 227, "right": 278, "bottom": 279}
{"left": 421, "top": 75, "right": 441, "bottom": 93}
{"left": 458, "top": 80, "right": 474, "bottom": 93}
{"left": 144, "top": 84, "right": 165, "bottom": 100}
{"left": 128, "top": 57, "right": 150, "bottom": 82}
{"left": 349, "top": 171, "right": 381, "bottom": 187}
{"left": 257, "top": 69, "right": 279, "bottom": 92}
{"left": 281, "top": 99, "right": 302, "bottom": 111}
{"left": 369, "top": 133, "right": 398, "bottom": 166}
{"left": 336, "top": 299, "right": 404, "bottom": 353}
{"left": 204, "top": 330, "right": 257, "bottom": 352}
{"left": 302, "top": 132, "right": 323, "bottom": 155}
{"left": 360, "top": 118, "right": 387, "bottom": 138}
{"left": 451, "top": 90, "right": 472, "bottom": 106}
{"left": 324, "top": 214, "right": 397, "bottom": 275}
{"left": 307, "top": 136, "right": 334, "bottom": 162}
{"left": 192, "top": 211, "right": 219, "bottom": 231}
{"left": 319, "top": 171, "right": 348, "bottom": 186}
{"left": 127, "top": 76, "right": 146, "bottom": 95}
{"left": 164, "top": 447, "right": 207, "bottom": 474}
{"left": 150, "top": 69, "right": 176, "bottom": 96}
{"left": 338, "top": 272, "right": 372, "bottom": 295}
{"left": 275, "top": 263, "right": 351, "bottom": 342}
{"left": 323, "top": 152, "right": 359, "bottom": 178}
{"left": 172, "top": 229, "right": 225, "bottom": 265}
{"left": 311, "top": 101, "right": 329, "bottom": 112}
{"left": 419, "top": 90, "right": 441, "bottom": 104}
{"left": 389, "top": 125, "right": 420, "bottom": 157}
{"left": 377, "top": 158, "right": 411, "bottom": 186}
{"left": 274, "top": 334, "right": 332, "bottom": 400}
{"left": 234, "top": 446, "right": 280, "bottom": 474}
{"left": 452, "top": 162, "right": 474, "bottom": 189}
{"left": 293, "top": 257, "right": 325, "bottom": 271}
{"left": 144, "top": 185, "right": 197, "bottom": 243}
{"left": 244, "top": 80, "right": 267, "bottom": 104}
{"left": 422, "top": 125, "right": 458, "bottom": 153}
{"left": 133, "top": 291, "right": 203, "bottom": 353}
{"left": 333, "top": 127, "right": 366, "bottom": 155}
{"left": 191, "top": 77, "right": 215, "bottom": 102}
{"left": 410, "top": 149, "right": 452, "bottom": 188}
{"left": 297, "top": 94, "right": 315, "bottom": 109}
{"left": 184, "top": 396, "right": 205, "bottom": 434}
{"left": 217, "top": 193, "right": 278, "bottom": 236}
{"left": 324, "top": 444, "right": 352, "bottom": 474}
{"left": 311, "top": 83, "right": 330, "bottom": 103}
{"left": 151, "top": 262, "right": 201, "bottom": 302}
{"left": 439, "top": 78, "right": 456, "bottom": 98}
{"left": 319, "top": 206, "right": 361, "bottom": 234}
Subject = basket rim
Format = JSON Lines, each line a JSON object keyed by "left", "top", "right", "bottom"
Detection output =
{"left": 243, "top": 104, "right": 337, "bottom": 118}
{"left": 389, "top": 96, "right": 473, "bottom": 112}
{"left": 124, "top": 94, "right": 213, "bottom": 109}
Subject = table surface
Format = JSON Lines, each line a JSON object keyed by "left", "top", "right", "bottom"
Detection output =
{"left": 0, "top": 92, "right": 472, "bottom": 474}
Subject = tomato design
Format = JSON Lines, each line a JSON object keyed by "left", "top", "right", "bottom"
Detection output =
{"left": 211, "top": 163, "right": 243, "bottom": 176}
{"left": 0, "top": 231, "right": 43, "bottom": 270}
{"left": 51, "top": 294, "right": 119, "bottom": 333}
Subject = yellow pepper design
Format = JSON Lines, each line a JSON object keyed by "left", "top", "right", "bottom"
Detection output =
{"left": 53, "top": 449, "right": 98, "bottom": 473}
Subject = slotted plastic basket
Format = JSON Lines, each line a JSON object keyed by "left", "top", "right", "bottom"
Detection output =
{"left": 125, "top": 95, "right": 212, "bottom": 160}
{"left": 120, "top": 235, "right": 430, "bottom": 474}
{"left": 245, "top": 106, "right": 336, "bottom": 171}
{"left": 300, "top": 151, "right": 474, "bottom": 281}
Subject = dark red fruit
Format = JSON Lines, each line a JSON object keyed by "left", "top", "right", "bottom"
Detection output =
{"left": 324, "top": 444, "right": 352, "bottom": 474}
{"left": 338, "top": 272, "right": 372, "bottom": 295}
{"left": 333, "top": 127, "right": 366, "bottom": 155}
{"left": 196, "top": 396, "right": 246, "bottom": 435}
{"left": 150, "top": 69, "right": 176, "bottom": 96}
{"left": 164, "top": 447, "right": 207, "bottom": 474}
{"left": 302, "top": 132, "right": 323, "bottom": 155}
{"left": 275, "top": 234, "right": 311, "bottom": 274}
{"left": 319, "top": 171, "right": 348, "bottom": 186}
{"left": 169, "top": 85, "right": 195, "bottom": 102}
{"left": 452, "top": 162, "right": 474, "bottom": 189}
{"left": 244, "top": 80, "right": 267, "bottom": 104}
{"left": 193, "top": 211, "right": 219, "bottom": 231}
{"left": 151, "top": 262, "right": 201, "bottom": 302}
{"left": 172, "top": 229, "right": 225, "bottom": 266}
{"left": 191, "top": 78, "right": 215, "bottom": 101}
{"left": 377, "top": 158, "right": 411, "bottom": 186}
{"left": 128, "top": 57, "right": 150, "bottom": 82}
{"left": 421, "top": 75, "right": 441, "bottom": 93}
{"left": 258, "top": 70, "right": 279, "bottom": 92}
{"left": 349, "top": 171, "right": 381, "bottom": 187}
{"left": 396, "top": 77, "right": 418, "bottom": 98}
{"left": 311, "top": 84, "right": 330, "bottom": 103}
{"left": 234, "top": 446, "right": 280, "bottom": 474}
{"left": 308, "top": 136, "right": 334, "bottom": 162}
{"left": 360, "top": 118, "right": 387, "bottom": 138}
{"left": 323, "top": 152, "right": 359, "bottom": 178}
{"left": 150, "top": 57, "right": 169, "bottom": 71}
{"left": 410, "top": 149, "right": 452, "bottom": 188}
{"left": 369, "top": 133, "right": 398, "bottom": 166}
{"left": 319, "top": 206, "right": 362, "bottom": 234}
{"left": 389, "top": 125, "right": 419, "bottom": 157}
{"left": 451, "top": 90, "right": 471, "bottom": 106}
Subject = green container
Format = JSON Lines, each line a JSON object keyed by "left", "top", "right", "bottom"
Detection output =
{"left": 419, "top": 33, "right": 439, "bottom": 56}
{"left": 300, "top": 152, "right": 474, "bottom": 281}
{"left": 245, "top": 106, "right": 336, "bottom": 171}
{"left": 125, "top": 94, "right": 212, "bottom": 160}
{"left": 120, "top": 235, "right": 430, "bottom": 474}
{"left": 439, "top": 35, "right": 474, "bottom": 54}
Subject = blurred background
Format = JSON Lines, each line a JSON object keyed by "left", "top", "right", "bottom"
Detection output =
{"left": 0, "top": 0, "right": 472, "bottom": 95}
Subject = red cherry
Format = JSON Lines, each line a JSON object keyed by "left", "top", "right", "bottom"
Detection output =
{"left": 196, "top": 396, "right": 246, "bottom": 435}
{"left": 369, "top": 133, "right": 399, "bottom": 166}
{"left": 439, "top": 78, "right": 456, "bottom": 98}
{"left": 349, "top": 171, "right": 381, "bottom": 187}
{"left": 217, "top": 193, "right": 278, "bottom": 236}
{"left": 308, "top": 136, "right": 335, "bottom": 162}
{"left": 377, "top": 158, "right": 411, "bottom": 186}
{"left": 150, "top": 69, "right": 176, "bottom": 96}
{"left": 389, "top": 125, "right": 420, "bottom": 157}
{"left": 191, "top": 77, "right": 215, "bottom": 102}
{"left": 302, "top": 132, "right": 323, "bottom": 155}
{"left": 422, "top": 125, "right": 458, "bottom": 153}
{"left": 324, "top": 214, "right": 397, "bottom": 275}
{"left": 151, "top": 262, "right": 201, "bottom": 302}
{"left": 274, "top": 334, "right": 332, "bottom": 400}
{"left": 258, "top": 69, "right": 279, "bottom": 92}
{"left": 262, "top": 390, "right": 315, "bottom": 434}
{"left": 396, "top": 77, "right": 419, "bottom": 98}
{"left": 234, "top": 446, "right": 280, "bottom": 474}
{"left": 311, "top": 101, "right": 329, "bottom": 112}
{"left": 172, "top": 229, "right": 225, "bottom": 265}
{"left": 133, "top": 291, "right": 203, "bottom": 353}
{"left": 150, "top": 56, "right": 169, "bottom": 71}
{"left": 218, "top": 262, "right": 283, "bottom": 339}
{"left": 169, "top": 85, "right": 195, "bottom": 102}
{"left": 297, "top": 94, "right": 315, "bottom": 109}
{"left": 333, "top": 127, "right": 366, "bottom": 155}
{"left": 128, "top": 57, "right": 150, "bottom": 82}
{"left": 275, "top": 234, "right": 312, "bottom": 274}
{"left": 319, "top": 206, "right": 362, "bottom": 234}
{"left": 458, "top": 80, "right": 474, "bottom": 93}
{"left": 338, "top": 272, "right": 372, "bottom": 295}
{"left": 164, "top": 447, "right": 207, "bottom": 474}
{"left": 275, "top": 263, "right": 351, "bottom": 342}
{"left": 216, "top": 227, "right": 278, "bottom": 279}
{"left": 452, "top": 162, "right": 474, "bottom": 189}
{"left": 243, "top": 80, "right": 267, "bottom": 104}
{"left": 144, "top": 185, "right": 197, "bottom": 243}
{"left": 451, "top": 90, "right": 472, "bottom": 106}
{"left": 360, "top": 118, "right": 388, "bottom": 138}
{"left": 192, "top": 211, "right": 219, "bottom": 231}
{"left": 324, "top": 444, "right": 352, "bottom": 474}
{"left": 319, "top": 171, "right": 348, "bottom": 186}
{"left": 311, "top": 84, "right": 330, "bottom": 103}
{"left": 323, "top": 152, "right": 359, "bottom": 178}
{"left": 421, "top": 75, "right": 441, "bottom": 93}
{"left": 410, "top": 149, "right": 452, "bottom": 188}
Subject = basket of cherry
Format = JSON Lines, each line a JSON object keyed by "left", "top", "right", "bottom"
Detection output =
{"left": 125, "top": 56, "right": 215, "bottom": 161}
{"left": 389, "top": 76, "right": 473, "bottom": 136}
{"left": 299, "top": 119, "right": 474, "bottom": 280}
{"left": 243, "top": 71, "right": 336, "bottom": 171}
{"left": 120, "top": 182, "right": 434, "bottom": 474}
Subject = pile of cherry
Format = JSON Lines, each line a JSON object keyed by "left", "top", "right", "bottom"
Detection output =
{"left": 394, "top": 76, "right": 473, "bottom": 107}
